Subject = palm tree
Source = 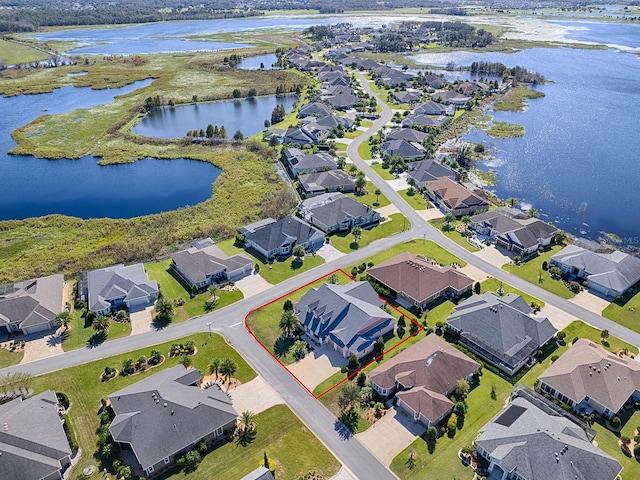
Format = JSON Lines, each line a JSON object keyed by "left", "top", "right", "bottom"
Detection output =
{"left": 235, "top": 410, "right": 257, "bottom": 446}
{"left": 279, "top": 310, "right": 299, "bottom": 338}
{"left": 337, "top": 383, "right": 361, "bottom": 413}
{"left": 348, "top": 164, "right": 359, "bottom": 176}
{"left": 219, "top": 358, "right": 237, "bottom": 389}
{"left": 374, "top": 188, "right": 381, "bottom": 204}
{"left": 292, "top": 244, "right": 305, "bottom": 262}
{"left": 506, "top": 197, "right": 518, "bottom": 207}
{"left": 92, "top": 315, "right": 110, "bottom": 335}
{"left": 460, "top": 215, "right": 471, "bottom": 232}
{"left": 56, "top": 311, "right": 72, "bottom": 331}
{"left": 527, "top": 208, "right": 539, "bottom": 218}
{"left": 354, "top": 175, "right": 366, "bottom": 194}
{"left": 208, "top": 284, "right": 218, "bottom": 300}
{"left": 443, "top": 212, "right": 455, "bottom": 230}
{"left": 155, "top": 296, "right": 174, "bottom": 318}
{"left": 208, "top": 358, "right": 221, "bottom": 378}
{"left": 352, "top": 226, "right": 362, "bottom": 243}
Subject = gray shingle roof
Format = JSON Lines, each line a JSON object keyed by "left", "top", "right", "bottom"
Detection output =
{"left": 289, "top": 152, "right": 337, "bottom": 173}
{"left": 380, "top": 139, "right": 425, "bottom": 159}
{"left": 327, "top": 92, "right": 359, "bottom": 109}
{"left": 476, "top": 395, "right": 622, "bottom": 480}
{"left": 407, "top": 159, "right": 457, "bottom": 187}
{"left": 401, "top": 114, "right": 445, "bottom": 128}
{"left": 299, "top": 193, "right": 379, "bottom": 232}
{"left": 298, "top": 170, "right": 355, "bottom": 194}
{"left": 171, "top": 241, "right": 252, "bottom": 285}
{"left": 386, "top": 127, "right": 428, "bottom": 143}
{"left": 240, "top": 466, "right": 274, "bottom": 480}
{"left": 109, "top": 365, "right": 237, "bottom": 471}
{"left": 83, "top": 264, "right": 157, "bottom": 312}
{"left": 298, "top": 102, "right": 332, "bottom": 118}
{"left": 414, "top": 101, "right": 451, "bottom": 115}
{"left": 244, "top": 216, "right": 324, "bottom": 254}
{"left": 447, "top": 293, "right": 557, "bottom": 372}
{"left": 0, "top": 275, "right": 64, "bottom": 330}
{"left": 0, "top": 390, "right": 72, "bottom": 480}
{"left": 471, "top": 209, "right": 557, "bottom": 250}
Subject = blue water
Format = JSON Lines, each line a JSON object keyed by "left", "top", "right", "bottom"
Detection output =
{"left": 551, "top": 20, "right": 640, "bottom": 50}
{"left": 132, "top": 94, "right": 298, "bottom": 139}
{"left": 410, "top": 42, "right": 640, "bottom": 242}
{"left": 0, "top": 79, "right": 221, "bottom": 220}
{"left": 237, "top": 53, "right": 280, "bottom": 70}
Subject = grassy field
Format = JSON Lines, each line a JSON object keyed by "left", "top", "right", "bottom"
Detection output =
{"left": 370, "top": 162, "right": 395, "bottom": 180}
{"left": 485, "top": 121, "right": 525, "bottom": 138}
{"left": 31, "top": 333, "right": 255, "bottom": 479}
{"left": 0, "top": 38, "right": 48, "bottom": 65}
{"left": 503, "top": 244, "right": 576, "bottom": 299}
{"left": 603, "top": 289, "right": 640, "bottom": 334}
{"left": 428, "top": 218, "right": 480, "bottom": 252}
{"left": 398, "top": 189, "right": 427, "bottom": 210}
{"left": 480, "top": 277, "right": 544, "bottom": 308}
{"left": 348, "top": 239, "right": 466, "bottom": 270}
{"left": 329, "top": 213, "right": 408, "bottom": 253}
{"left": 62, "top": 316, "right": 132, "bottom": 352}
{"left": 0, "top": 347, "right": 24, "bottom": 369}
{"left": 145, "top": 259, "right": 244, "bottom": 323}
{"left": 345, "top": 181, "right": 390, "bottom": 208}
{"left": 357, "top": 141, "right": 373, "bottom": 160}
{"left": 160, "top": 404, "right": 340, "bottom": 480}
{"left": 493, "top": 85, "right": 545, "bottom": 112}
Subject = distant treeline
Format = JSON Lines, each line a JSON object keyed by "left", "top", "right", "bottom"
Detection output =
{"left": 469, "top": 61, "right": 546, "bottom": 84}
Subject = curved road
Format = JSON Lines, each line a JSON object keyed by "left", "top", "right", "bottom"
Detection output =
{"left": 4, "top": 69, "right": 640, "bottom": 480}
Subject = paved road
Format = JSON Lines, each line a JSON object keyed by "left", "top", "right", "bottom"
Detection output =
{"left": 5, "top": 69, "right": 640, "bottom": 480}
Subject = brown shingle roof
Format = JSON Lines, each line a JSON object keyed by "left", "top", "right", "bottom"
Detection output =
{"left": 396, "top": 387, "right": 453, "bottom": 423}
{"left": 366, "top": 252, "right": 473, "bottom": 304}
{"left": 539, "top": 339, "right": 640, "bottom": 413}
{"left": 426, "top": 177, "right": 488, "bottom": 211}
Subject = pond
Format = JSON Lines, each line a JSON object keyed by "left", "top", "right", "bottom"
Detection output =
{"left": 237, "top": 53, "right": 280, "bottom": 70}
{"left": 0, "top": 79, "right": 221, "bottom": 220}
{"left": 131, "top": 94, "right": 298, "bottom": 139}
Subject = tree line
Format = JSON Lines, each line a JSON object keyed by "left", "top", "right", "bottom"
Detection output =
{"left": 469, "top": 62, "right": 546, "bottom": 84}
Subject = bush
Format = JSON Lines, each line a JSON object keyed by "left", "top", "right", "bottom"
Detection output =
{"left": 611, "top": 416, "right": 621, "bottom": 429}
{"left": 550, "top": 355, "right": 559, "bottom": 362}
{"left": 572, "top": 337, "right": 579, "bottom": 345}
{"left": 56, "top": 392, "right": 70, "bottom": 410}
{"left": 348, "top": 355, "right": 359, "bottom": 371}
{"left": 634, "top": 443, "right": 640, "bottom": 458}
{"left": 542, "top": 260, "right": 548, "bottom": 270}
{"left": 447, "top": 413, "right": 458, "bottom": 432}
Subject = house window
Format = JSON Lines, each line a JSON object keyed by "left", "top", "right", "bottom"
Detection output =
{"left": 145, "top": 465, "right": 155, "bottom": 475}
{"left": 163, "top": 457, "right": 170, "bottom": 465}
{"left": 215, "top": 426, "right": 223, "bottom": 436}
{"left": 585, "top": 396, "right": 590, "bottom": 404}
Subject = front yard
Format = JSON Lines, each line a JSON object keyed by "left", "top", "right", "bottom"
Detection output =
{"left": 329, "top": 213, "right": 408, "bottom": 253}
{"left": 602, "top": 289, "right": 640, "bottom": 334}
{"left": 502, "top": 244, "right": 576, "bottom": 299}
{"left": 398, "top": 189, "right": 427, "bottom": 210}
{"left": 428, "top": 218, "right": 480, "bottom": 252}
{"left": 479, "top": 278, "right": 544, "bottom": 308}
{"left": 0, "top": 346, "right": 24, "bottom": 368}
{"left": 348, "top": 239, "right": 467, "bottom": 270}
{"left": 345, "top": 180, "right": 391, "bottom": 208}
{"left": 371, "top": 162, "right": 395, "bottom": 180}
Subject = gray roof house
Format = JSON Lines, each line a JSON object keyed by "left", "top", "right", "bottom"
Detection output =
{"left": 471, "top": 207, "right": 558, "bottom": 255}
{"left": 407, "top": 159, "right": 457, "bottom": 189}
{"left": 550, "top": 244, "right": 640, "bottom": 298}
{"left": 392, "top": 90, "right": 421, "bottom": 104}
{"left": 298, "top": 192, "right": 381, "bottom": 233}
{"left": 475, "top": 389, "right": 622, "bottom": 480}
{"left": 447, "top": 292, "right": 557, "bottom": 375}
{"left": 170, "top": 238, "right": 253, "bottom": 290}
{"left": 0, "top": 390, "right": 73, "bottom": 480}
{"left": 109, "top": 365, "right": 237, "bottom": 477}
{"left": 326, "top": 92, "right": 360, "bottom": 111}
{"left": 538, "top": 339, "right": 640, "bottom": 419}
{"left": 295, "top": 281, "right": 395, "bottom": 359}
{"left": 79, "top": 264, "right": 158, "bottom": 315}
{"left": 283, "top": 123, "right": 329, "bottom": 146}
{"left": 380, "top": 139, "right": 425, "bottom": 160}
{"left": 240, "top": 466, "right": 274, "bottom": 480}
{"left": 241, "top": 216, "right": 325, "bottom": 260}
{"left": 369, "top": 334, "right": 479, "bottom": 427}
{"left": 431, "top": 90, "right": 471, "bottom": 105}
{"left": 298, "top": 102, "right": 332, "bottom": 118}
{"left": 0, "top": 274, "right": 64, "bottom": 335}
{"left": 284, "top": 150, "right": 337, "bottom": 178}
{"left": 313, "top": 113, "right": 354, "bottom": 130}
{"left": 414, "top": 101, "right": 454, "bottom": 116}
{"left": 386, "top": 127, "right": 428, "bottom": 143}
{"left": 297, "top": 169, "right": 355, "bottom": 198}
{"left": 401, "top": 114, "right": 446, "bottom": 129}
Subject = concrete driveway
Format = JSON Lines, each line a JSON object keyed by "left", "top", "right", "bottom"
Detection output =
{"left": 235, "top": 272, "right": 273, "bottom": 298}
{"left": 287, "top": 343, "right": 346, "bottom": 391}
{"left": 386, "top": 177, "right": 410, "bottom": 192}
{"left": 130, "top": 305, "right": 153, "bottom": 335}
{"left": 459, "top": 263, "right": 492, "bottom": 283}
{"left": 376, "top": 204, "right": 401, "bottom": 217}
{"left": 473, "top": 244, "right": 512, "bottom": 268}
{"left": 417, "top": 206, "right": 444, "bottom": 222}
{"left": 534, "top": 303, "right": 577, "bottom": 331}
{"left": 20, "top": 329, "right": 64, "bottom": 364}
{"left": 317, "top": 244, "right": 346, "bottom": 263}
{"left": 356, "top": 407, "right": 426, "bottom": 465}
{"left": 570, "top": 290, "right": 610, "bottom": 315}
{"left": 226, "top": 375, "right": 284, "bottom": 414}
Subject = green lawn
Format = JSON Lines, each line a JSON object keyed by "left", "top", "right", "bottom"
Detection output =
{"left": 145, "top": 259, "right": 244, "bottom": 324}
{"left": 62, "top": 315, "right": 131, "bottom": 352}
{"left": 0, "top": 39, "right": 47, "bottom": 65}
{"left": 216, "top": 239, "right": 325, "bottom": 284}
{"left": 344, "top": 129, "right": 363, "bottom": 139}
{"left": 333, "top": 141, "right": 349, "bottom": 152}
{"left": 160, "top": 404, "right": 340, "bottom": 480}
{"left": 561, "top": 320, "right": 638, "bottom": 355}
{"left": 360, "top": 120, "right": 373, "bottom": 128}
{"left": 345, "top": 180, "right": 390, "bottom": 207}
{"left": 0, "top": 347, "right": 24, "bottom": 369}
{"left": 428, "top": 218, "right": 480, "bottom": 252}
{"left": 371, "top": 162, "right": 395, "bottom": 180}
{"left": 329, "top": 213, "right": 408, "bottom": 253}
{"left": 358, "top": 141, "right": 373, "bottom": 160}
{"left": 399, "top": 189, "right": 427, "bottom": 210}
{"left": 503, "top": 245, "right": 576, "bottom": 299}
{"left": 32, "top": 333, "right": 255, "bottom": 479}
{"left": 349, "top": 239, "right": 466, "bottom": 271}
{"left": 602, "top": 289, "right": 640, "bottom": 334}
{"left": 480, "top": 277, "right": 544, "bottom": 308}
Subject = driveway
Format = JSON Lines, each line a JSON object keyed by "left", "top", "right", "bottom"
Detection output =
{"left": 287, "top": 343, "right": 346, "bottom": 391}
{"left": 416, "top": 206, "right": 444, "bottom": 222}
{"left": 534, "top": 303, "right": 577, "bottom": 331}
{"left": 356, "top": 407, "right": 426, "bottom": 466}
{"left": 130, "top": 305, "right": 153, "bottom": 335}
{"left": 376, "top": 204, "right": 401, "bottom": 217}
{"left": 473, "top": 244, "right": 512, "bottom": 268}
{"left": 20, "top": 329, "right": 64, "bottom": 364}
{"left": 226, "top": 375, "right": 284, "bottom": 414}
{"left": 317, "top": 243, "right": 346, "bottom": 263}
{"left": 458, "top": 263, "right": 492, "bottom": 283}
{"left": 235, "top": 272, "right": 273, "bottom": 298}
{"left": 569, "top": 290, "right": 610, "bottom": 315}
{"left": 386, "top": 177, "right": 410, "bottom": 192}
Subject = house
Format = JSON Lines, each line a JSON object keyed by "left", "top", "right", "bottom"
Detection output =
{"left": 455, "top": 81, "right": 487, "bottom": 96}
{"left": 282, "top": 148, "right": 337, "bottom": 177}
{"left": 298, "top": 192, "right": 381, "bottom": 233}
{"left": 470, "top": 207, "right": 558, "bottom": 255}
{"left": 294, "top": 281, "right": 395, "bottom": 359}
{"left": 326, "top": 92, "right": 360, "bottom": 111}
{"left": 392, "top": 90, "right": 421, "bottom": 104}
{"left": 414, "top": 101, "right": 454, "bottom": 116}
{"left": 369, "top": 335, "right": 479, "bottom": 426}
{"left": 538, "top": 339, "right": 640, "bottom": 419}
{"left": 550, "top": 244, "right": 640, "bottom": 298}
{"left": 386, "top": 127, "right": 428, "bottom": 143}
{"left": 241, "top": 216, "right": 325, "bottom": 259}
{"left": 475, "top": 387, "right": 622, "bottom": 480}
{"left": 170, "top": 238, "right": 253, "bottom": 291}
{"left": 420, "top": 74, "right": 446, "bottom": 89}
{"left": 313, "top": 113, "right": 354, "bottom": 130}
{"left": 0, "top": 390, "right": 73, "bottom": 480}
{"left": 79, "top": 264, "right": 158, "bottom": 315}
{"left": 283, "top": 124, "right": 329, "bottom": 146}
{"left": 425, "top": 177, "right": 489, "bottom": 216}
{"left": 298, "top": 169, "right": 355, "bottom": 198}
{"left": 298, "top": 102, "right": 332, "bottom": 118}
{"left": 366, "top": 252, "right": 473, "bottom": 308}
{"left": 240, "top": 466, "right": 274, "bottom": 480}
{"left": 401, "top": 114, "right": 446, "bottom": 129}
{"left": 447, "top": 292, "right": 557, "bottom": 375}
{"left": 0, "top": 274, "right": 64, "bottom": 335}
{"left": 109, "top": 365, "right": 237, "bottom": 477}
{"left": 379, "top": 139, "right": 425, "bottom": 160}
{"left": 407, "top": 159, "right": 457, "bottom": 189}
{"left": 431, "top": 90, "right": 471, "bottom": 105}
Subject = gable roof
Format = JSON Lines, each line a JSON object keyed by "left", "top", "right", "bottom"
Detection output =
{"left": 392, "top": 90, "right": 421, "bottom": 103}
{"left": 476, "top": 395, "right": 622, "bottom": 480}
{"left": 298, "top": 102, "right": 332, "bottom": 118}
{"left": 0, "top": 390, "right": 72, "bottom": 480}
{"left": 299, "top": 193, "right": 378, "bottom": 232}
{"left": 295, "top": 282, "right": 394, "bottom": 354}
{"left": 447, "top": 292, "right": 557, "bottom": 371}
{"left": 298, "top": 169, "right": 354, "bottom": 194}
{"left": 171, "top": 240, "right": 252, "bottom": 284}
{"left": 82, "top": 264, "right": 157, "bottom": 312}
{"left": 366, "top": 252, "right": 473, "bottom": 304}
{"left": 244, "top": 216, "right": 324, "bottom": 253}
{"left": 426, "top": 177, "right": 488, "bottom": 211}
{"left": 327, "top": 92, "right": 359, "bottom": 109}
{"left": 0, "top": 274, "right": 64, "bottom": 330}
{"left": 551, "top": 245, "right": 640, "bottom": 294}
{"left": 414, "top": 101, "right": 452, "bottom": 115}
{"left": 401, "top": 114, "right": 446, "bottom": 128}
{"left": 472, "top": 208, "right": 558, "bottom": 249}
{"left": 539, "top": 339, "right": 640, "bottom": 413}
{"left": 431, "top": 90, "right": 470, "bottom": 104}
{"left": 386, "top": 127, "right": 428, "bottom": 143}
{"left": 407, "top": 159, "right": 457, "bottom": 186}
{"left": 109, "top": 365, "right": 237, "bottom": 471}
{"left": 380, "top": 139, "right": 425, "bottom": 159}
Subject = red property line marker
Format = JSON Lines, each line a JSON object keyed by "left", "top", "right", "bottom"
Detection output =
{"left": 244, "top": 268, "right": 422, "bottom": 400}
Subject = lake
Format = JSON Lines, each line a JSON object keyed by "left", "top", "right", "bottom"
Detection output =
{"left": 237, "top": 53, "right": 280, "bottom": 70}
{"left": 0, "top": 80, "right": 221, "bottom": 220}
{"left": 131, "top": 94, "right": 298, "bottom": 139}
{"left": 409, "top": 22, "right": 640, "bottom": 245}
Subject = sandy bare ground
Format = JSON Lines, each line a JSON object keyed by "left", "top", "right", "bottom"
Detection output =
{"left": 570, "top": 290, "right": 611, "bottom": 315}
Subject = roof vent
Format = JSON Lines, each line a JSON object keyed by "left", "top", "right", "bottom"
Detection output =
{"left": 164, "top": 403, "right": 168, "bottom": 407}
{"left": 618, "top": 377, "right": 621, "bottom": 381}
{"left": 589, "top": 372, "right": 592, "bottom": 376}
